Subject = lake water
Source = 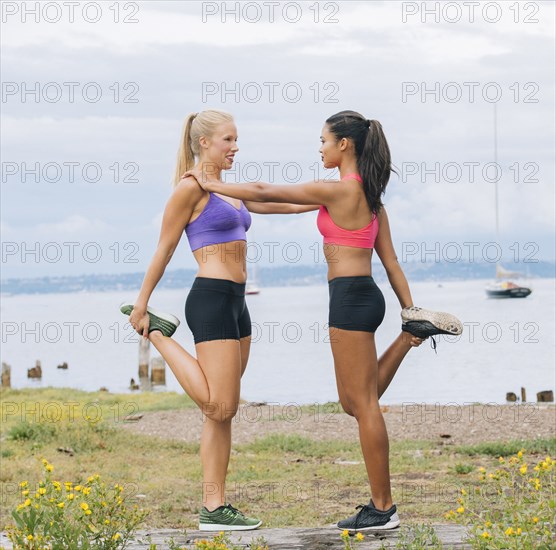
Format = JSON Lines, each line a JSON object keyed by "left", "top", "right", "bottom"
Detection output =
{"left": 1, "top": 278, "right": 554, "bottom": 405}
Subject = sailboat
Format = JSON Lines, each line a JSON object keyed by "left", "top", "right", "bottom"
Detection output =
{"left": 485, "top": 104, "right": 532, "bottom": 299}
{"left": 246, "top": 264, "right": 261, "bottom": 295}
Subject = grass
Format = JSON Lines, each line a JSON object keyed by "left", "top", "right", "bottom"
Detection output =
{"left": 1, "top": 388, "right": 554, "bottom": 533}
{"left": 455, "top": 438, "right": 556, "bottom": 457}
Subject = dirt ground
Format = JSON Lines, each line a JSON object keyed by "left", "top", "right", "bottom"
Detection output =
{"left": 122, "top": 402, "right": 555, "bottom": 446}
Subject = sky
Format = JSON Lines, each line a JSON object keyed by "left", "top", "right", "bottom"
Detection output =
{"left": 1, "top": 0, "right": 555, "bottom": 278}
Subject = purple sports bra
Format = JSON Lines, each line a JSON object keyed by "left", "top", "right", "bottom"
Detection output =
{"left": 185, "top": 193, "right": 252, "bottom": 252}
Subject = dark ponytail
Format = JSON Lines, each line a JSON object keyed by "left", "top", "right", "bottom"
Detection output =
{"left": 325, "top": 110, "right": 394, "bottom": 216}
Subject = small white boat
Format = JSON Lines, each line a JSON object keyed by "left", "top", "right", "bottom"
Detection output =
{"left": 245, "top": 283, "right": 261, "bottom": 296}
{"left": 485, "top": 280, "right": 532, "bottom": 299}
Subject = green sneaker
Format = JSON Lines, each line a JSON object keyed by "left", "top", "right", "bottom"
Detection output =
{"left": 119, "top": 302, "right": 180, "bottom": 337}
{"left": 199, "top": 503, "right": 262, "bottom": 531}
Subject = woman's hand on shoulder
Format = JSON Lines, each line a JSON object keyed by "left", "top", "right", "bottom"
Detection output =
{"left": 181, "top": 167, "right": 217, "bottom": 192}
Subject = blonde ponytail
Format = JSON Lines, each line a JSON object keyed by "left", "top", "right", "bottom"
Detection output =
{"left": 173, "top": 109, "right": 234, "bottom": 187}
{"left": 173, "top": 113, "right": 197, "bottom": 187}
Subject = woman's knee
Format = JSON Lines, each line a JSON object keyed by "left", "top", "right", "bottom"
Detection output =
{"left": 339, "top": 397, "right": 354, "bottom": 417}
{"left": 202, "top": 400, "right": 239, "bottom": 422}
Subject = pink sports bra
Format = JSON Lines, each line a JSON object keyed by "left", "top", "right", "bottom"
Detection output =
{"left": 316, "top": 173, "right": 379, "bottom": 249}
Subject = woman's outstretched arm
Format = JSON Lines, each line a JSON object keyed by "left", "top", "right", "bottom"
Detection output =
{"left": 374, "top": 207, "right": 414, "bottom": 310}
{"left": 183, "top": 167, "right": 339, "bottom": 206}
{"left": 244, "top": 202, "right": 320, "bottom": 214}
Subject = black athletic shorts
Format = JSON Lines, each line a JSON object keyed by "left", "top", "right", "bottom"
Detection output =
{"left": 328, "top": 276, "right": 386, "bottom": 333}
{"left": 185, "top": 277, "right": 252, "bottom": 344}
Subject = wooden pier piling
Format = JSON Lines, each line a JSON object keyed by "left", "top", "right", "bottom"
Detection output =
{"left": 1, "top": 363, "right": 10, "bottom": 388}
{"left": 150, "top": 357, "right": 166, "bottom": 385}
{"left": 138, "top": 337, "right": 150, "bottom": 379}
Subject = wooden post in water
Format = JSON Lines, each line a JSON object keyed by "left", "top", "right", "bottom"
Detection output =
{"left": 138, "top": 338, "right": 150, "bottom": 379}
{"left": 537, "top": 390, "right": 554, "bottom": 402}
{"left": 1, "top": 363, "right": 11, "bottom": 388}
{"left": 27, "top": 360, "right": 42, "bottom": 379}
{"left": 150, "top": 357, "right": 166, "bottom": 385}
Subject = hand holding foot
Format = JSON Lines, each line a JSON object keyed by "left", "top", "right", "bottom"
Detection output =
{"left": 129, "top": 306, "right": 150, "bottom": 338}
{"left": 120, "top": 302, "right": 180, "bottom": 338}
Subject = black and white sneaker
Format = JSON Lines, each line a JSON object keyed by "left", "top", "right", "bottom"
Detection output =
{"left": 337, "top": 500, "right": 400, "bottom": 533}
{"left": 401, "top": 307, "right": 462, "bottom": 339}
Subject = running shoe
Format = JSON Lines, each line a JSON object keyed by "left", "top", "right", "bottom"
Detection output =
{"left": 337, "top": 500, "right": 400, "bottom": 532}
{"left": 119, "top": 302, "right": 180, "bottom": 337}
{"left": 199, "top": 503, "right": 262, "bottom": 531}
{"left": 401, "top": 306, "right": 462, "bottom": 339}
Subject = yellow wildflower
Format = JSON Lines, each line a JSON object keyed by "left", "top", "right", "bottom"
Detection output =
{"left": 67, "top": 493, "right": 75, "bottom": 500}
{"left": 87, "top": 476, "right": 95, "bottom": 483}
{"left": 85, "top": 510, "right": 92, "bottom": 515}
{"left": 478, "top": 467, "right": 486, "bottom": 473}
{"left": 481, "top": 531, "right": 491, "bottom": 539}
{"left": 104, "top": 519, "right": 110, "bottom": 525}
{"left": 38, "top": 488, "right": 46, "bottom": 495}
{"left": 27, "top": 535, "right": 33, "bottom": 541}
{"left": 45, "top": 464, "right": 53, "bottom": 472}
{"left": 80, "top": 502, "right": 89, "bottom": 511}
{"left": 82, "top": 487, "right": 91, "bottom": 496}
{"left": 342, "top": 529, "right": 349, "bottom": 536}
{"left": 57, "top": 502, "right": 65, "bottom": 508}
{"left": 19, "top": 481, "right": 28, "bottom": 488}
{"left": 519, "top": 465, "right": 527, "bottom": 475}
{"left": 457, "top": 506, "right": 464, "bottom": 514}
{"left": 355, "top": 533, "right": 364, "bottom": 541}
{"left": 517, "top": 527, "right": 522, "bottom": 535}
{"left": 499, "top": 456, "right": 505, "bottom": 463}
{"left": 485, "top": 521, "right": 492, "bottom": 528}
{"left": 505, "top": 527, "right": 515, "bottom": 536}
{"left": 23, "top": 498, "right": 31, "bottom": 507}
{"left": 112, "top": 533, "right": 121, "bottom": 541}
{"left": 533, "top": 517, "right": 539, "bottom": 524}
{"left": 75, "top": 485, "right": 82, "bottom": 492}
{"left": 517, "top": 450, "right": 523, "bottom": 458}
{"left": 460, "top": 488, "right": 467, "bottom": 495}
{"left": 22, "top": 490, "right": 29, "bottom": 496}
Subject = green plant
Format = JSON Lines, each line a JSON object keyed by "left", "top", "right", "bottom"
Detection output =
{"left": 340, "top": 530, "right": 364, "bottom": 549}
{"left": 6, "top": 459, "right": 148, "bottom": 549}
{"left": 455, "top": 438, "right": 556, "bottom": 457}
{"left": 166, "top": 532, "right": 268, "bottom": 550}
{"left": 377, "top": 523, "right": 444, "bottom": 549}
{"left": 7, "top": 421, "right": 57, "bottom": 443}
{"left": 445, "top": 450, "right": 555, "bottom": 549}
{"left": 453, "top": 463, "right": 474, "bottom": 475}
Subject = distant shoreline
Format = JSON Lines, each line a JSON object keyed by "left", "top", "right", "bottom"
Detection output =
{"left": 1, "top": 262, "right": 555, "bottom": 295}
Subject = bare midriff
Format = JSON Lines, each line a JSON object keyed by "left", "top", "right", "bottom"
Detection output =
{"left": 192, "top": 240, "right": 248, "bottom": 283}
{"left": 324, "top": 244, "right": 374, "bottom": 280}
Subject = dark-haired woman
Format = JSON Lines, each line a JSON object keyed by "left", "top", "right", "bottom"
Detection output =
{"left": 184, "top": 111, "right": 462, "bottom": 532}
{"left": 120, "top": 109, "right": 319, "bottom": 531}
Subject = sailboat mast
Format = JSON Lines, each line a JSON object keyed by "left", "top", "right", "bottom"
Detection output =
{"left": 493, "top": 102, "right": 500, "bottom": 247}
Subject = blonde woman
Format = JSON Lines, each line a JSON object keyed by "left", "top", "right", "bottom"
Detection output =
{"left": 120, "top": 109, "right": 317, "bottom": 530}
